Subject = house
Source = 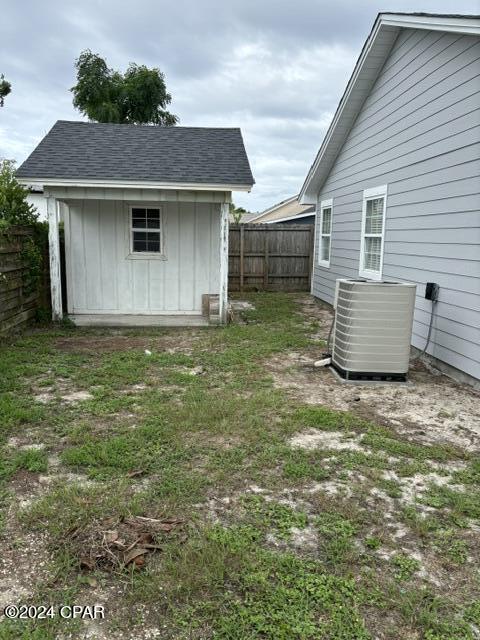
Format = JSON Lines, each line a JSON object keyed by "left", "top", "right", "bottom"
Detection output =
{"left": 300, "top": 13, "right": 480, "bottom": 385}
{"left": 17, "top": 121, "right": 254, "bottom": 325}
{"left": 266, "top": 210, "right": 316, "bottom": 225}
{"left": 229, "top": 211, "right": 258, "bottom": 224}
{"left": 249, "top": 195, "right": 316, "bottom": 225}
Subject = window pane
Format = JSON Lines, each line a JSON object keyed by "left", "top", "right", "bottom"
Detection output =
{"left": 365, "top": 198, "right": 384, "bottom": 234}
{"left": 145, "top": 209, "right": 159, "bottom": 229}
{"left": 132, "top": 209, "right": 161, "bottom": 229}
{"left": 133, "top": 231, "right": 147, "bottom": 242}
{"left": 321, "top": 236, "right": 330, "bottom": 262}
{"left": 145, "top": 231, "right": 160, "bottom": 252}
{"left": 133, "top": 230, "right": 161, "bottom": 253}
{"left": 322, "top": 208, "right": 332, "bottom": 234}
{"left": 364, "top": 236, "right": 382, "bottom": 272}
{"left": 147, "top": 217, "right": 160, "bottom": 229}
{"left": 147, "top": 238, "right": 160, "bottom": 252}
{"left": 132, "top": 208, "right": 146, "bottom": 230}
{"left": 133, "top": 231, "right": 147, "bottom": 252}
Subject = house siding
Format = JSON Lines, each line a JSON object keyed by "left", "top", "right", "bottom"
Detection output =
{"left": 64, "top": 199, "right": 221, "bottom": 315}
{"left": 312, "top": 28, "right": 480, "bottom": 380}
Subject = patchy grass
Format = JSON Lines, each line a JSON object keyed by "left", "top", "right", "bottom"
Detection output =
{"left": 241, "top": 494, "right": 308, "bottom": 540}
{"left": 391, "top": 553, "right": 421, "bottom": 581}
{"left": 422, "top": 484, "right": 480, "bottom": 521}
{"left": 0, "top": 292, "right": 479, "bottom": 639}
{"left": 0, "top": 447, "right": 48, "bottom": 483}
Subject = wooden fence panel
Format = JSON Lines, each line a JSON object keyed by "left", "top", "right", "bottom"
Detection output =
{"left": 0, "top": 226, "right": 47, "bottom": 334}
{"left": 229, "top": 224, "right": 314, "bottom": 292}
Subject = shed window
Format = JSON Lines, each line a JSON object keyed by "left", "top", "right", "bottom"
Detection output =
{"left": 359, "top": 185, "right": 387, "bottom": 280}
{"left": 318, "top": 199, "right": 333, "bottom": 267}
{"left": 131, "top": 207, "right": 162, "bottom": 253}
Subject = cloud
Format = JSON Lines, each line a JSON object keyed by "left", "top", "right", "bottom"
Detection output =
{"left": 1, "top": 0, "right": 478, "bottom": 211}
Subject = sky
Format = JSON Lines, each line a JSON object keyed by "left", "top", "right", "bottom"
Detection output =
{"left": 1, "top": 1, "right": 478, "bottom": 212}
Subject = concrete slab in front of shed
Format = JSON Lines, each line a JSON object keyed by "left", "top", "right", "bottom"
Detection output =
{"left": 69, "top": 314, "right": 209, "bottom": 327}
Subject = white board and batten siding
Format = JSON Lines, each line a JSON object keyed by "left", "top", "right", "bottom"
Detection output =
{"left": 311, "top": 28, "right": 480, "bottom": 380}
{"left": 64, "top": 199, "right": 221, "bottom": 315}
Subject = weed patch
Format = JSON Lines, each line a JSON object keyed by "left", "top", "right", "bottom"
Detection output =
{"left": 422, "top": 485, "right": 480, "bottom": 521}
{"left": 241, "top": 494, "right": 308, "bottom": 540}
{"left": 391, "top": 554, "right": 420, "bottom": 581}
{"left": 316, "top": 512, "right": 358, "bottom": 565}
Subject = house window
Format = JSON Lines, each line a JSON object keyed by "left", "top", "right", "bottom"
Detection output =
{"left": 131, "top": 207, "right": 162, "bottom": 253}
{"left": 359, "top": 185, "right": 387, "bottom": 280}
{"left": 318, "top": 199, "right": 333, "bottom": 267}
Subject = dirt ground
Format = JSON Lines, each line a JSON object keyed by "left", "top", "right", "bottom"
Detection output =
{"left": 268, "top": 296, "right": 480, "bottom": 453}
{"left": 1, "top": 293, "right": 479, "bottom": 639}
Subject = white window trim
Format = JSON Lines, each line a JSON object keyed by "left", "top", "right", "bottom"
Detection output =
{"left": 318, "top": 198, "right": 333, "bottom": 268}
{"left": 359, "top": 184, "right": 387, "bottom": 280}
{"left": 128, "top": 205, "right": 166, "bottom": 260}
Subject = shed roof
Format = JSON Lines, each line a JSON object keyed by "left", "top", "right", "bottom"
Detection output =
{"left": 17, "top": 120, "right": 254, "bottom": 190}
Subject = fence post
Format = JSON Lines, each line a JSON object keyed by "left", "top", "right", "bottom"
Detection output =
{"left": 240, "top": 225, "right": 244, "bottom": 293}
{"left": 308, "top": 224, "right": 315, "bottom": 292}
{"left": 263, "top": 228, "right": 269, "bottom": 290}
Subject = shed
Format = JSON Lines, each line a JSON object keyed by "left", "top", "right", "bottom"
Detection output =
{"left": 17, "top": 121, "right": 254, "bottom": 326}
{"left": 300, "top": 13, "right": 480, "bottom": 384}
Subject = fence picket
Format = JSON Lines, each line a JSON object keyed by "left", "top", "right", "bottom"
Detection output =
{"left": 229, "top": 224, "right": 314, "bottom": 292}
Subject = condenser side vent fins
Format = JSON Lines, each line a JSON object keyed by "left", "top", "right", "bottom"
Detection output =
{"left": 332, "top": 279, "right": 416, "bottom": 381}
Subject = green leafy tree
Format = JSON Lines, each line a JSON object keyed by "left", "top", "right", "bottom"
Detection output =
{"left": 0, "top": 160, "right": 38, "bottom": 228}
{"left": 71, "top": 51, "right": 178, "bottom": 125}
{"left": 0, "top": 160, "right": 44, "bottom": 296}
{"left": 0, "top": 74, "right": 11, "bottom": 107}
{"left": 230, "top": 203, "right": 248, "bottom": 224}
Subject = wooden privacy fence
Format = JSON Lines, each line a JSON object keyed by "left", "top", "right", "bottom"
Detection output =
{"left": 229, "top": 224, "right": 314, "bottom": 292}
{"left": 0, "top": 226, "right": 49, "bottom": 334}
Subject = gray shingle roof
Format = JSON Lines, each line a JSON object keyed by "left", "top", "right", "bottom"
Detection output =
{"left": 16, "top": 120, "right": 255, "bottom": 187}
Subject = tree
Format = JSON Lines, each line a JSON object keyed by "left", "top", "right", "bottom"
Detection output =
{"left": 230, "top": 203, "right": 248, "bottom": 224}
{"left": 0, "top": 74, "right": 11, "bottom": 107}
{"left": 0, "top": 160, "right": 38, "bottom": 228}
{"left": 0, "top": 160, "right": 45, "bottom": 297}
{"left": 71, "top": 51, "right": 178, "bottom": 125}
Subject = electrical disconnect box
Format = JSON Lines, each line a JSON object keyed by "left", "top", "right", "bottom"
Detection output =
{"left": 425, "top": 282, "right": 439, "bottom": 301}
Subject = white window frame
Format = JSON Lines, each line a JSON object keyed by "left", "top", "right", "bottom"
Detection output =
{"left": 359, "top": 185, "right": 387, "bottom": 280}
{"left": 318, "top": 198, "right": 333, "bottom": 268}
{"left": 128, "top": 205, "right": 165, "bottom": 259}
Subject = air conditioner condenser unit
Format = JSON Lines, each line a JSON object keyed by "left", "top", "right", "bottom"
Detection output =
{"left": 332, "top": 279, "right": 417, "bottom": 381}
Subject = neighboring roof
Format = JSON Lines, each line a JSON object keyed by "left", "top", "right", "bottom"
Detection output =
{"left": 249, "top": 195, "right": 297, "bottom": 222}
{"left": 300, "top": 12, "right": 480, "bottom": 203}
{"left": 17, "top": 120, "right": 255, "bottom": 190}
{"left": 249, "top": 194, "right": 312, "bottom": 223}
{"left": 265, "top": 209, "right": 316, "bottom": 224}
{"left": 233, "top": 212, "right": 258, "bottom": 223}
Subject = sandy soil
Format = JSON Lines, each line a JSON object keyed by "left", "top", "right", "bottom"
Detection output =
{"left": 269, "top": 296, "right": 480, "bottom": 452}
{"left": 53, "top": 331, "right": 206, "bottom": 356}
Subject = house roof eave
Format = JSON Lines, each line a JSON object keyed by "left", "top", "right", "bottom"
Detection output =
{"left": 299, "top": 12, "right": 480, "bottom": 203}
